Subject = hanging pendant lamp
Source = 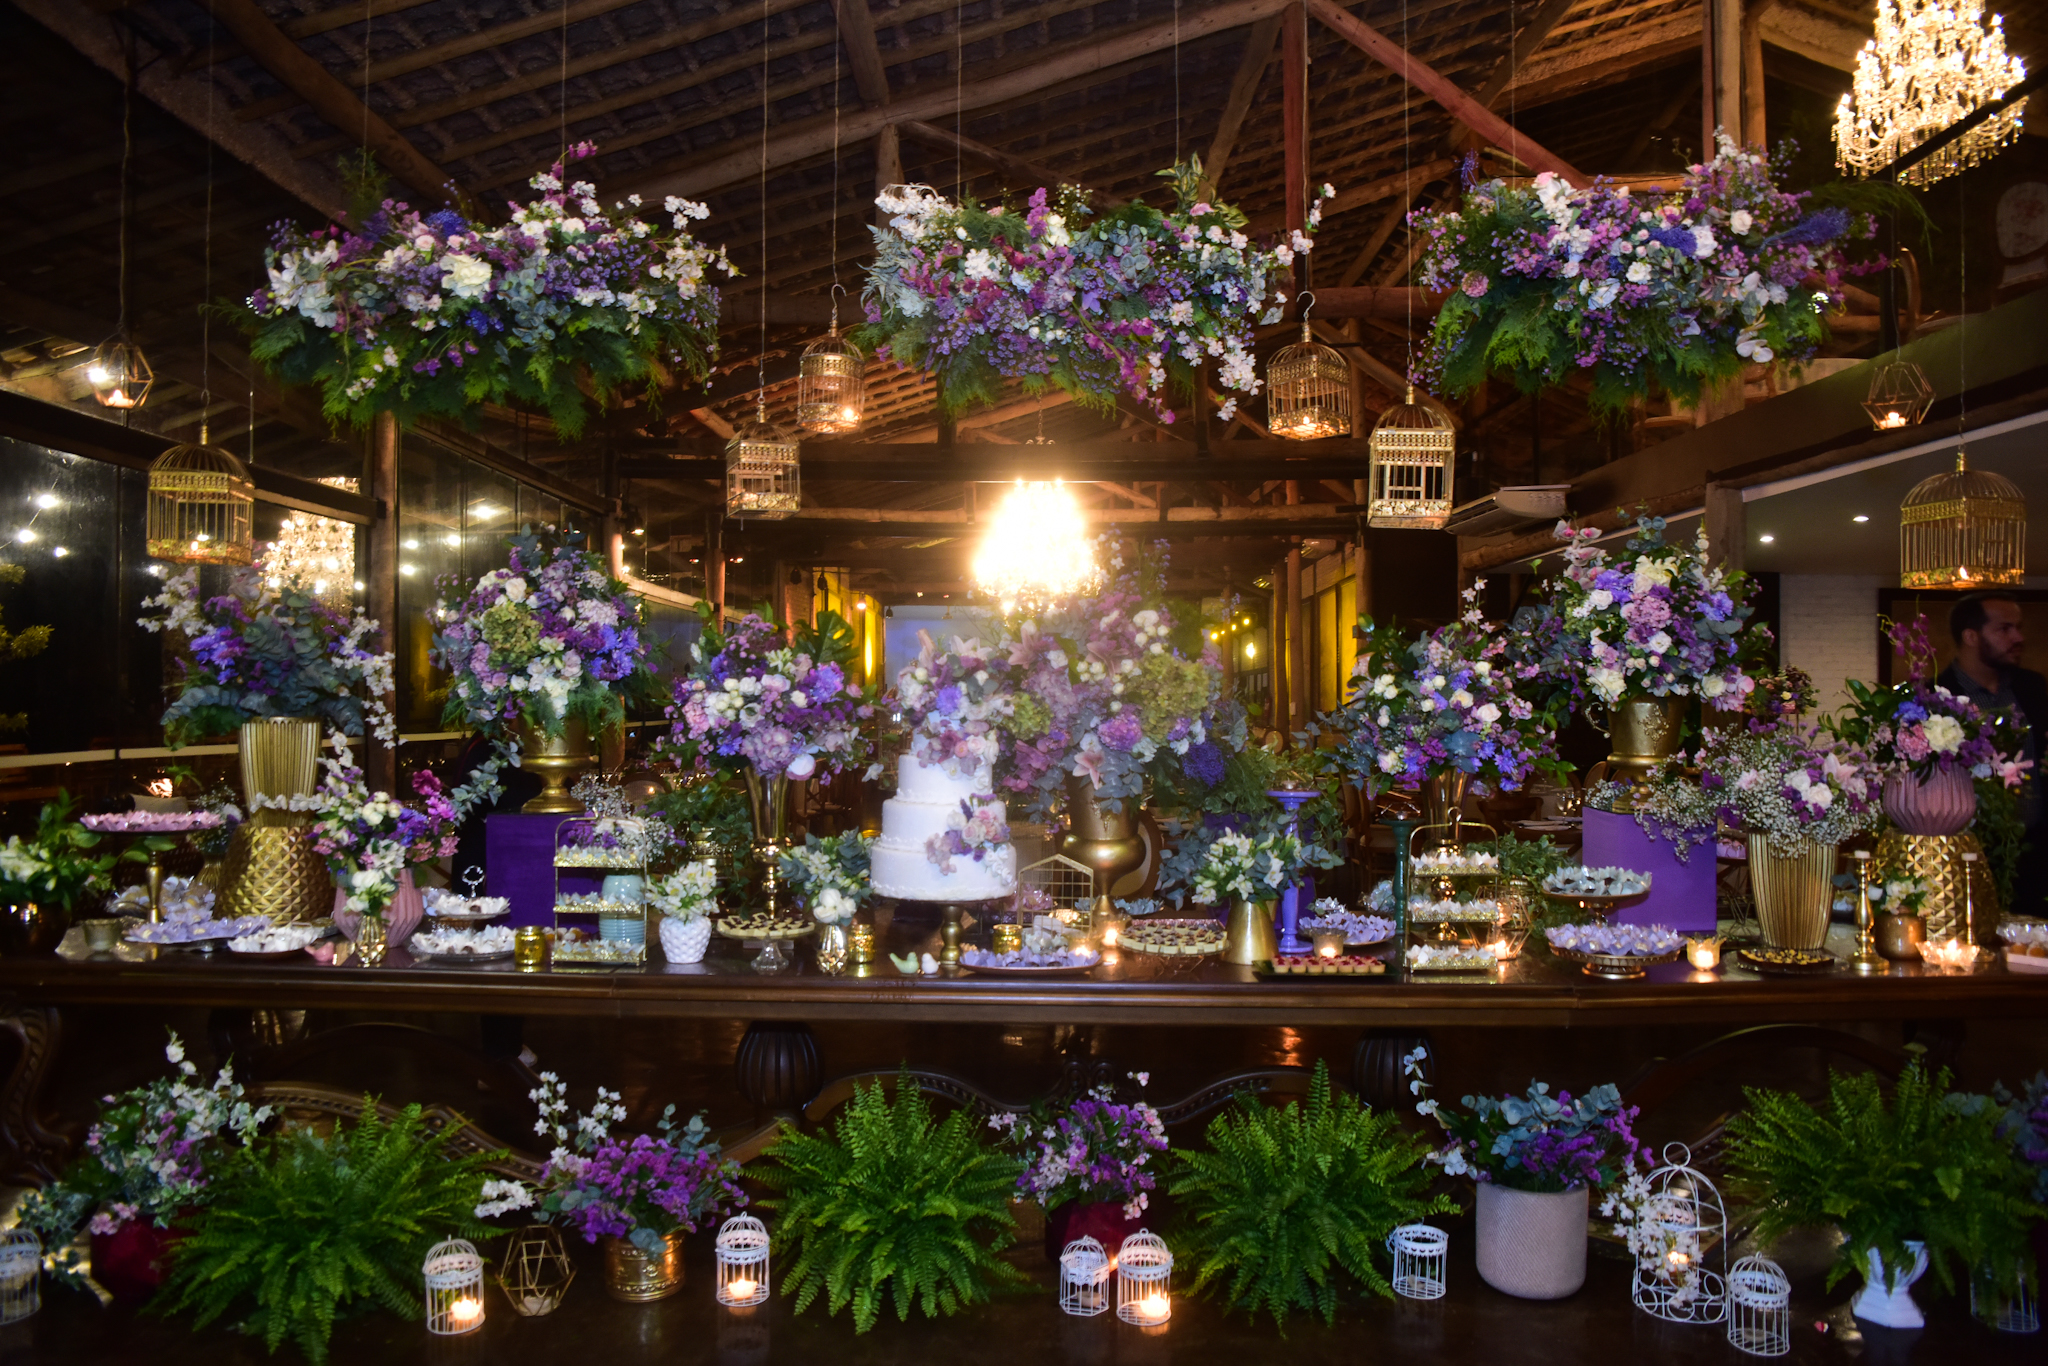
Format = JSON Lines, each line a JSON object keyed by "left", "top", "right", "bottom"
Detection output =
{"left": 87, "top": 339, "right": 153, "bottom": 410}
{"left": 796, "top": 288, "right": 865, "bottom": 434}
{"left": 147, "top": 422, "right": 255, "bottom": 565}
{"left": 1863, "top": 360, "right": 1936, "bottom": 430}
{"left": 1898, "top": 449, "right": 2024, "bottom": 588}
{"left": 1368, "top": 386, "right": 1456, "bottom": 529}
{"left": 1267, "top": 292, "right": 1351, "bottom": 440}
{"left": 725, "top": 395, "right": 801, "bottom": 519}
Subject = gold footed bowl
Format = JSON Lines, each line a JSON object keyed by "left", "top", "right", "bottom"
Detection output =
{"left": 513, "top": 716, "right": 596, "bottom": 814}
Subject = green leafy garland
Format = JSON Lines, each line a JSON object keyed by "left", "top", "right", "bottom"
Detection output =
{"left": 1168, "top": 1062, "right": 1455, "bottom": 1326}
{"left": 751, "top": 1072, "right": 1028, "bottom": 1333}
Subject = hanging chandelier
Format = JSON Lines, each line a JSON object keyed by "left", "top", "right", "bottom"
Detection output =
{"left": 1267, "top": 294, "right": 1352, "bottom": 440}
{"left": 1898, "top": 449, "right": 2025, "bottom": 588}
{"left": 1834, "top": 0, "right": 2029, "bottom": 188}
{"left": 971, "top": 480, "right": 1103, "bottom": 615}
{"left": 724, "top": 397, "right": 801, "bottom": 519}
{"left": 263, "top": 477, "right": 359, "bottom": 609}
{"left": 796, "top": 290, "right": 865, "bottom": 435}
{"left": 1367, "top": 387, "right": 1456, "bottom": 529}
{"left": 146, "top": 424, "right": 254, "bottom": 565}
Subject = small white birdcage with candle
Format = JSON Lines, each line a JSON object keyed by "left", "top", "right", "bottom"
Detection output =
{"left": 0, "top": 1229, "right": 39, "bottom": 1325}
{"left": 1058, "top": 1235, "right": 1112, "bottom": 1317}
{"left": 1725, "top": 1255, "right": 1791, "bottom": 1357}
{"left": 714, "top": 1214, "right": 770, "bottom": 1307}
{"left": 1387, "top": 1223, "right": 1448, "bottom": 1300}
{"left": 1626, "top": 1142, "right": 1726, "bottom": 1324}
{"left": 1115, "top": 1230, "right": 1172, "bottom": 1326}
{"left": 423, "top": 1238, "right": 486, "bottom": 1335}
{"left": 1971, "top": 1271, "right": 2040, "bottom": 1334}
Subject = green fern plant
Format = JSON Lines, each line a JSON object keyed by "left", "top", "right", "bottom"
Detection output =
{"left": 752, "top": 1070, "right": 1029, "bottom": 1333}
{"left": 1724, "top": 1064, "right": 2045, "bottom": 1300}
{"left": 158, "top": 1101, "right": 503, "bottom": 1365}
{"left": 1169, "top": 1061, "right": 1456, "bottom": 1327}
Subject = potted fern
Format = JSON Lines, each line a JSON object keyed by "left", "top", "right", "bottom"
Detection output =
{"left": 753, "top": 1070, "right": 1028, "bottom": 1332}
{"left": 1407, "top": 1049, "right": 1645, "bottom": 1299}
{"left": 1724, "top": 1063, "right": 2045, "bottom": 1330}
{"left": 1169, "top": 1061, "right": 1454, "bottom": 1324}
{"left": 988, "top": 1076, "right": 1168, "bottom": 1259}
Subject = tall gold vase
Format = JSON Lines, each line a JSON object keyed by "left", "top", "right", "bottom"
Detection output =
{"left": 1747, "top": 834, "right": 1837, "bottom": 950}
{"left": 1420, "top": 770, "right": 1473, "bottom": 841}
{"left": 1223, "top": 898, "right": 1278, "bottom": 965}
{"left": 1059, "top": 775, "right": 1146, "bottom": 919}
{"left": 512, "top": 716, "right": 595, "bottom": 814}
{"left": 221, "top": 717, "right": 329, "bottom": 925}
{"left": 1602, "top": 697, "right": 1690, "bottom": 784}
{"left": 744, "top": 768, "right": 791, "bottom": 913}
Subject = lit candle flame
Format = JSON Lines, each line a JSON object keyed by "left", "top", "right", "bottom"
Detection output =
{"left": 1487, "top": 939, "right": 1512, "bottom": 961}
{"left": 1138, "top": 1293, "right": 1169, "bottom": 1322}
{"left": 1101, "top": 923, "right": 1120, "bottom": 948}
{"left": 725, "top": 1277, "right": 758, "bottom": 1301}
{"left": 148, "top": 778, "right": 174, "bottom": 798}
{"left": 1879, "top": 410, "right": 1907, "bottom": 429}
{"left": 450, "top": 1296, "right": 482, "bottom": 1325}
{"left": 1685, "top": 937, "right": 1722, "bottom": 970}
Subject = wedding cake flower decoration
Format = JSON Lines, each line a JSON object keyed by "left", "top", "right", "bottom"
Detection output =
{"left": 247, "top": 144, "right": 731, "bottom": 435}
{"left": 140, "top": 566, "right": 396, "bottom": 748}
{"left": 432, "top": 532, "right": 652, "bottom": 745}
{"left": 862, "top": 158, "right": 1332, "bottom": 421}
{"left": 666, "top": 609, "right": 875, "bottom": 782}
{"left": 894, "top": 630, "right": 1019, "bottom": 777}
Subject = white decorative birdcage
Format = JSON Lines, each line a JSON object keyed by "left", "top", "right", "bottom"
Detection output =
{"left": 1725, "top": 1255, "right": 1791, "bottom": 1357}
{"left": 1368, "top": 388, "right": 1455, "bottom": 529}
{"left": 1971, "top": 1271, "right": 2041, "bottom": 1334}
{"left": 0, "top": 1229, "right": 39, "bottom": 1325}
{"left": 1267, "top": 311, "right": 1351, "bottom": 440}
{"left": 725, "top": 399, "right": 801, "bottom": 519}
{"left": 1016, "top": 853, "right": 1094, "bottom": 923}
{"left": 1387, "top": 1223, "right": 1448, "bottom": 1300}
{"left": 1629, "top": 1142, "right": 1727, "bottom": 1324}
{"left": 1058, "top": 1235, "right": 1113, "bottom": 1317}
{"left": 1115, "top": 1229, "right": 1172, "bottom": 1326}
{"left": 423, "top": 1238, "right": 486, "bottom": 1335}
{"left": 715, "top": 1214, "right": 771, "bottom": 1307}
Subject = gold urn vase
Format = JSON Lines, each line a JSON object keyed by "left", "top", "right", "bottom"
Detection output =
{"left": 220, "top": 716, "right": 330, "bottom": 925}
{"left": 1600, "top": 696, "right": 1690, "bottom": 784}
{"left": 603, "top": 1230, "right": 685, "bottom": 1302}
{"left": 744, "top": 768, "right": 791, "bottom": 913}
{"left": 1747, "top": 834, "right": 1838, "bottom": 950}
{"left": 512, "top": 716, "right": 596, "bottom": 814}
{"left": 1059, "top": 775, "right": 1146, "bottom": 919}
{"left": 1419, "top": 770, "right": 1473, "bottom": 838}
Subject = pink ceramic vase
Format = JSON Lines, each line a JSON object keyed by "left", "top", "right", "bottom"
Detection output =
{"left": 331, "top": 868, "right": 424, "bottom": 947}
{"left": 1881, "top": 766, "right": 1977, "bottom": 837}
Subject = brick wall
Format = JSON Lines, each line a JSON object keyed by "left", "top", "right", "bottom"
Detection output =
{"left": 1779, "top": 574, "right": 1886, "bottom": 718}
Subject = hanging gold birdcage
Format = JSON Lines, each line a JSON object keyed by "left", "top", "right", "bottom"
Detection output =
{"left": 87, "top": 337, "right": 153, "bottom": 410}
{"left": 1367, "top": 387, "right": 1456, "bottom": 529}
{"left": 796, "top": 294, "right": 865, "bottom": 434}
{"left": 725, "top": 400, "right": 801, "bottom": 519}
{"left": 147, "top": 427, "right": 255, "bottom": 565}
{"left": 1863, "top": 359, "right": 1936, "bottom": 430}
{"left": 1267, "top": 318, "right": 1351, "bottom": 440}
{"left": 1899, "top": 449, "right": 2025, "bottom": 588}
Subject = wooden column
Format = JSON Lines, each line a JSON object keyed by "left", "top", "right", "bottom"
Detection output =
{"left": 1704, "top": 481, "right": 1746, "bottom": 574}
{"left": 1740, "top": 0, "right": 1775, "bottom": 150}
{"left": 1286, "top": 481, "right": 1306, "bottom": 741}
{"left": 875, "top": 124, "right": 903, "bottom": 232}
{"left": 1283, "top": 2, "right": 1308, "bottom": 245}
{"left": 706, "top": 509, "right": 726, "bottom": 622}
{"left": 1270, "top": 574, "right": 1286, "bottom": 735}
{"left": 365, "top": 411, "right": 399, "bottom": 796}
{"left": 1219, "top": 571, "right": 1237, "bottom": 696}
{"left": 1710, "top": 0, "right": 1741, "bottom": 147}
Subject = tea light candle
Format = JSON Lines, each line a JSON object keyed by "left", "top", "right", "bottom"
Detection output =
{"left": 1312, "top": 929, "right": 1345, "bottom": 958}
{"left": 450, "top": 1297, "right": 483, "bottom": 1327}
{"left": 1486, "top": 937, "right": 1515, "bottom": 962}
{"left": 1686, "top": 936, "right": 1723, "bottom": 970}
{"left": 1101, "top": 922, "right": 1121, "bottom": 948}
{"left": 1137, "top": 1293, "right": 1169, "bottom": 1324}
{"left": 725, "top": 1277, "right": 758, "bottom": 1302}
{"left": 1878, "top": 410, "right": 1908, "bottom": 429}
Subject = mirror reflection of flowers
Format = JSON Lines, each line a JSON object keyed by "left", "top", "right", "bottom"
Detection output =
{"left": 432, "top": 532, "right": 651, "bottom": 750}
{"left": 988, "top": 1076, "right": 1168, "bottom": 1220}
{"left": 303, "top": 736, "right": 506, "bottom": 918}
{"left": 667, "top": 607, "right": 876, "bottom": 782}
{"left": 1829, "top": 616, "right": 2030, "bottom": 786}
{"left": 777, "top": 831, "right": 876, "bottom": 924}
{"left": 141, "top": 566, "right": 397, "bottom": 748}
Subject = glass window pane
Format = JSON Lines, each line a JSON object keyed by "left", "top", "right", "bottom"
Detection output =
{"left": 464, "top": 462, "right": 518, "bottom": 583}
{"left": 0, "top": 441, "right": 123, "bottom": 753}
{"left": 398, "top": 435, "right": 465, "bottom": 731}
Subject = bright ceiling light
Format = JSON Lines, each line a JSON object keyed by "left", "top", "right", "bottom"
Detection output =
{"left": 971, "top": 479, "right": 1104, "bottom": 615}
{"left": 1758, "top": 534, "right": 1776, "bottom": 543}
{"left": 1853, "top": 514, "right": 1871, "bottom": 523}
{"left": 33, "top": 493, "right": 58, "bottom": 510}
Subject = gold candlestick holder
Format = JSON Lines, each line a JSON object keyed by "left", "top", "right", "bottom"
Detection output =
{"left": 1848, "top": 850, "right": 1887, "bottom": 975}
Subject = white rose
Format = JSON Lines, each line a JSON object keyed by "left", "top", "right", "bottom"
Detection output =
{"left": 1921, "top": 714, "right": 1964, "bottom": 754}
{"left": 441, "top": 254, "right": 493, "bottom": 298}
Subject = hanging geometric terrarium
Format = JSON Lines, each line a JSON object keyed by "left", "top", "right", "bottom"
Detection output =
{"left": 725, "top": 399, "right": 801, "bottom": 519}
{"left": 1267, "top": 319, "right": 1352, "bottom": 440}
{"left": 86, "top": 337, "right": 153, "bottom": 410}
{"left": 1899, "top": 449, "right": 2025, "bottom": 588}
{"left": 146, "top": 426, "right": 255, "bottom": 565}
{"left": 796, "top": 297, "right": 865, "bottom": 434}
{"left": 1368, "top": 387, "right": 1456, "bottom": 529}
{"left": 1863, "top": 360, "right": 1936, "bottom": 430}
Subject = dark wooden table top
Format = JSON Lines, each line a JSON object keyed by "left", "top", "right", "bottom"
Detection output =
{"left": 7, "top": 923, "right": 2043, "bottom": 1027}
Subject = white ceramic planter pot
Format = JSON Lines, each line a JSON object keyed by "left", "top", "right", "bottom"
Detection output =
{"left": 659, "top": 915, "right": 711, "bottom": 964}
{"left": 1474, "top": 1183, "right": 1589, "bottom": 1300}
{"left": 1851, "top": 1241, "right": 1929, "bottom": 1329}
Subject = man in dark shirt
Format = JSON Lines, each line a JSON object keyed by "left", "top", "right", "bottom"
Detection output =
{"left": 1937, "top": 592, "right": 2046, "bottom": 917}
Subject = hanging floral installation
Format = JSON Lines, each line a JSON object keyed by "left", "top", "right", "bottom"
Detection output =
{"left": 860, "top": 158, "right": 1333, "bottom": 421}
{"left": 247, "top": 144, "right": 732, "bottom": 436}
{"left": 1409, "top": 140, "right": 1873, "bottom": 414}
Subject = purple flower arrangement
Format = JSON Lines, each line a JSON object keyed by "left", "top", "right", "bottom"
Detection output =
{"left": 432, "top": 533, "right": 650, "bottom": 743}
{"left": 305, "top": 737, "right": 505, "bottom": 917}
{"left": 1411, "top": 139, "right": 1872, "bottom": 414}
{"left": 861, "top": 160, "right": 1331, "bottom": 422}
{"left": 667, "top": 611, "right": 875, "bottom": 782}
{"left": 1543, "top": 514, "right": 1763, "bottom": 710}
{"left": 989, "top": 1082, "right": 1169, "bottom": 1219}
{"left": 1831, "top": 616, "right": 2030, "bottom": 787}
{"left": 140, "top": 566, "right": 396, "bottom": 748}
{"left": 1406, "top": 1049, "right": 1644, "bottom": 1193}
{"left": 247, "top": 144, "right": 730, "bottom": 435}
{"left": 1698, "top": 719, "right": 1881, "bottom": 854}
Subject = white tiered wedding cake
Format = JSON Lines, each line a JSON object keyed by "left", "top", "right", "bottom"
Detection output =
{"left": 870, "top": 755, "right": 1018, "bottom": 902}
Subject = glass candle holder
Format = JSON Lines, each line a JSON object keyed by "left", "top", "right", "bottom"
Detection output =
{"left": 513, "top": 926, "right": 547, "bottom": 970}
{"left": 1311, "top": 929, "right": 1346, "bottom": 958}
{"left": 991, "top": 923, "right": 1023, "bottom": 955}
{"left": 1686, "top": 936, "right": 1723, "bottom": 970}
{"left": 848, "top": 920, "right": 875, "bottom": 964}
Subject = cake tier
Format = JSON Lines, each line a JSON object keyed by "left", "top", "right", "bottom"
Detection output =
{"left": 895, "top": 753, "right": 995, "bottom": 803}
{"left": 871, "top": 839, "right": 1017, "bottom": 901}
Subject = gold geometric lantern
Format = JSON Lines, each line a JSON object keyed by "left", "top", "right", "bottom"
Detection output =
{"left": 796, "top": 298, "right": 864, "bottom": 435}
{"left": 146, "top": 427, "right": 255, "bottom": 565}
{"left": 1899, "top": 449, "right": 2025, "bottom": 588}
{"left": 1267, "top": 318, "right": 1352, "bottom": 440}
{"left": 724, "top": 398, "right": 801, "bottom": 519}
{"left": 496, "top": 1225, "right": 575, "bottom": 1317}
{"left": 1863, "top": 359, "right": 1936, "bottom": 430}
{"left": 1367, "top": 387, "right": 1456, "bottom": 529}
{"left": 87, "top": 338, "right": 153, "bottom": 410}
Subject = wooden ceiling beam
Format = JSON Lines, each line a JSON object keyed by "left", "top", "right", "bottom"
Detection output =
{"left": 832, "top": 0, "right": 892, "bottom": 108}
{"left": 1243, "top": 156, "right": 1458, "bottom": 235}
{"left": 363, "top": 0, "right": 647, "bottom": 87}
{"left": 1205, "top": 14, "right": 1282, "bottom": 191}
{"left": 185, "top": 0, "right": 448, "bottom": 70}
{"left": 1471, "top": 0, "right": 1580, "bottom": 108}
{"left": 896, "top": 120, "right": 1125, "bottom": 205}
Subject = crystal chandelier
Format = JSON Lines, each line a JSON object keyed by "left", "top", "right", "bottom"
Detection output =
{"left": 262, "top": 477, "right": 360, "bottom": 609}
{"left": 971, "top": 480, "right": 1103, "bottom": 615}
{"left": 1834, "top": 0, "right": 2029, "bottom": 188}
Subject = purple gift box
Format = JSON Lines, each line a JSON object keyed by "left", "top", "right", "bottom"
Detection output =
{"left": 1580, "top": 807, "right": 1717, "bottom": 933}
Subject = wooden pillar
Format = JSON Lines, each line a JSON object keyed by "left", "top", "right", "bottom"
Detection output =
{"left": 1709, "top": 0, "right": 1741, "bottom": 147}
{"left": 1704, "top": 481, "right": 1746, "bottom": 574}
{"left": 706, "top": 509, "right": 726, "bottom": 622}
{"left": 1219, "top": 570, "right": 1237, "bottom": 695}
{"left": 1286, "top": 481, "right": 1306, "bottom": 742}
{"left": 1352, "top": 517, "right": 1373, "bottom": 621}
{"left": 365, "top": 411, "right": 399, "bottom": 796}
{"left": 1740, "top": 0, "right": 1774, "bottom": 150}
{"left": 1270, "top": 573, "right": 1286, "bottom": 736}
{"left": 875, "top": 124, "right": 903, "bottom": 231}
{"left": 1700, "top": 3, "right": 1717, "bottom": 159}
